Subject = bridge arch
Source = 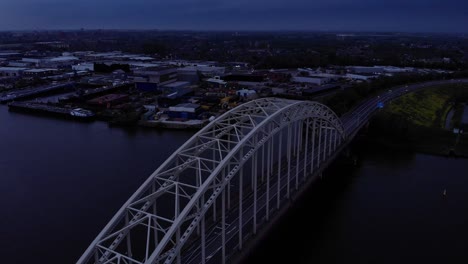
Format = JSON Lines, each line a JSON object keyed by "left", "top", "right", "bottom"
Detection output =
{"left": 79, "top": 98, "right": 346, "bottom": 264}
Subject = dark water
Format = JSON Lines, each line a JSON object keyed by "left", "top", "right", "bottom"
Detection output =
{"left": 0, "top": 106, "right": 193, "bottom": 263}
{"left": 248, "top": 142, "right": 468, "bottom": 264}
{"left": 1, "top": 106, "right": 468, "bottom": 264}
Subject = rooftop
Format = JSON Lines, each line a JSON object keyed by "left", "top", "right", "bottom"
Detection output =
{"left": 0, "top": 67, "right": 28, "bottom": 71}
{"left": 0, "top": 52, "right": 21, "bottom": 57}
{"left": 50, "top": 56, "right": 79, "bottom": 62}
{"left": 163, "top": 81, "right": 190, "bottom": 88}
{"left": 176, "top": 103, "right": 200, "bottom": 107}
{"left": 24, "top": 69, "right": 56, "bottom": 73}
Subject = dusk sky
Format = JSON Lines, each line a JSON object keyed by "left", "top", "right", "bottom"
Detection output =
{"left": 0, "top": 0, "right": 466, "bottom": 32}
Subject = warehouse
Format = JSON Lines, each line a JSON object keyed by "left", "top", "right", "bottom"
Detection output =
{"left": 0, "top": 67, "right": 28, "bottom": 77}
{"left": 167, "top": 103, "right": 202, "bottom": 120}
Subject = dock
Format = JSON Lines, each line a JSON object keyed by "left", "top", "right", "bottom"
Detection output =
{"left": 8, "top": 101, "right": 94, "bottom": 121}
{"left": 0, "top": 82, "right": 76, "bottom": 103}
{"left": 139, "top": 119, "right": 208, "bottom": 130}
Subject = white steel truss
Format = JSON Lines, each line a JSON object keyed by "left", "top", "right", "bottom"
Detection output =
{"left": 78, "top": 98, "right": 346, "bottom": 264}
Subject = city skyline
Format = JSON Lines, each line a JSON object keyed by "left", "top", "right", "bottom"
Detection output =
{"left": 0, "top": 0, "right": 467, "bottom": 33}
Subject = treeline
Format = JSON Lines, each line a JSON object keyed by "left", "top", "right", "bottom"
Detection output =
{"left": 253, "top": 52, "right": 466, "bottom": 71}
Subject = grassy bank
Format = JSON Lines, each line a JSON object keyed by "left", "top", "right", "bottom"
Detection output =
{"left": 368, "top": 83, "right": 468, "bottom": 157}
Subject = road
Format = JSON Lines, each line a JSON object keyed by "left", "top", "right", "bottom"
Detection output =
{"left": 342, "top": 79, "right": 468, "bottom": 135}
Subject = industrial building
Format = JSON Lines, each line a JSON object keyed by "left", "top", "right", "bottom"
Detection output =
{"left": 0, "top": 67, "right": 28, "bottom": 77}
{"left": 24, "top": 69, "right": 57, "bottom": 77}
{"left": 72, "top": 63, "right": 94, "bottom": 72}
{"left": 87, "top": 94, "right": 129, "bottom": 108}
{"left": 134, "top": 66, "right": 178, "bottom": 92}
{"left": 292, "top": 76, "right": 330, "bottom": 86}
{"left": 167, "top": 103, "right": 202, "bottom": 120}
{"left": 177, "top": 65, "right": 225, "bottom": 77}
{"left": 236, "top": 89, "right": 257, "bottom": 99}
{"left": 160, "top": 81, "right": 192, "bottom": 96}
{"left": 134, "top": 66, "right": 177, "bottom": 84}
{"left": 345, "top": 73, "right": 378, "bottom": 81}
{"left": 21, "top": 56, "right": 79, "bottom": 68}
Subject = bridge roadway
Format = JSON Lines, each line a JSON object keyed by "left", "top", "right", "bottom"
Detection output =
{"left": 181, "top": 78, "right": 468, "bottom": 264}
{"left": 78, "top": 79, "right": 468, "bottom": 264}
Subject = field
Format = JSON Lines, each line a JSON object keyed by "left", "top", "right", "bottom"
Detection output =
{"left": 385, "top": 85, "right": 455, "bottom": 128}
{"left": 370, "top": 83, "right": 468, "bottom": 157}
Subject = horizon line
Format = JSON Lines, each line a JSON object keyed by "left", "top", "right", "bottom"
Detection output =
{"left": 0, "top": 28, "right": 466, "bottom": 35}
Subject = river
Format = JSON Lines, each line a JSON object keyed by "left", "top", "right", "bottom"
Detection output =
{"left": 0, "top": 106, "right": 193, "bottom": 263}
{"left": 1, "top": 106, "right": 468, "bottom": 264}
{"left": 247, "top": 141, "right": 468, "bottom": 264}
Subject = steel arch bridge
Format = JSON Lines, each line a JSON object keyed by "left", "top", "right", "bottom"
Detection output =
{"left": 79, "top": 98, "right": 347, "bottom": 264}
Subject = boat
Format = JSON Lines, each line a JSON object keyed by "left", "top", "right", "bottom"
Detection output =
{"left": 70, "top": 108, "right": 95, "bottom": 118}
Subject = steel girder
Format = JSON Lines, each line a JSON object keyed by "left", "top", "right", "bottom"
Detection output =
{"left": 78, "top": 98, "right": 345, "bottom": 264}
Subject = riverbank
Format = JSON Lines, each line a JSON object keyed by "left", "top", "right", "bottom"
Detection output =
{"left": 368, "top": 83, "right": 468, "bottom": 157}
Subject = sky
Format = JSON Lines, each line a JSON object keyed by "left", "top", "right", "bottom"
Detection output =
{"left": 0, "top": 0, "right": 466, "bottom": 32}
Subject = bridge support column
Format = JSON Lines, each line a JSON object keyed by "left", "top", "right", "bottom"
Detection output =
{"left": 287, "top": 123, "right": 291, "bottom": 199}
{"left": 253, "top": 139, "right": 257, "bottom": 235}
{"left": 332, "top": 130, "right": 337, "bottom": 152}
{"left": 201, "top": 199, "right": 206, "bottom": 264}
{"left": 227, "top": 161, "right": 232, "bottom": 210}
{"left": 295, "top": 121, "right": 300, "bottom": 190}
{"left": 222, "top": 186, "right": 226, "bottom": 264}
{"left": 299, "top": 120, "right": 303, "bottom": 152}
{"left": 277, "top": 129, "right": 282, "bottom": 210}
{"left": 239, "top": 148, "right": 244, "bottom": 250}
{"left": 228, "top": 134, "right": 232, "bottom": 210}
{"left": 266, "top": 129, "right": 271, "bottom": 221}
{"left": 323, "top": 126, "right": 328, "bottom": 161}
{"left": 304, "top": 119, "right": 309, "bottom": 181}
{"left": 176, "top": 229, "right": 181, "bottom": 264}
{"left": 125, "top": 214, "right": 133, "bottom": 258}
{"left": 292, "top": 122, "right": 296, "bottom": 158}
{"left": 318, "top": 120, "right": 322, "bottom": 168}
{"left": 212, "top": 134, "right": 217, "bottom": 222}
{"left": 311, "top": 120, "right": 316, "bottom": 173}
{"left": 261, "top": 141, "right": 265, "bottom": 183}
{"left": 175, "top": 183, "right": 181, "bottom": 264}
{"left": 152, "top": 183, "right": 159, "bottom": 247}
